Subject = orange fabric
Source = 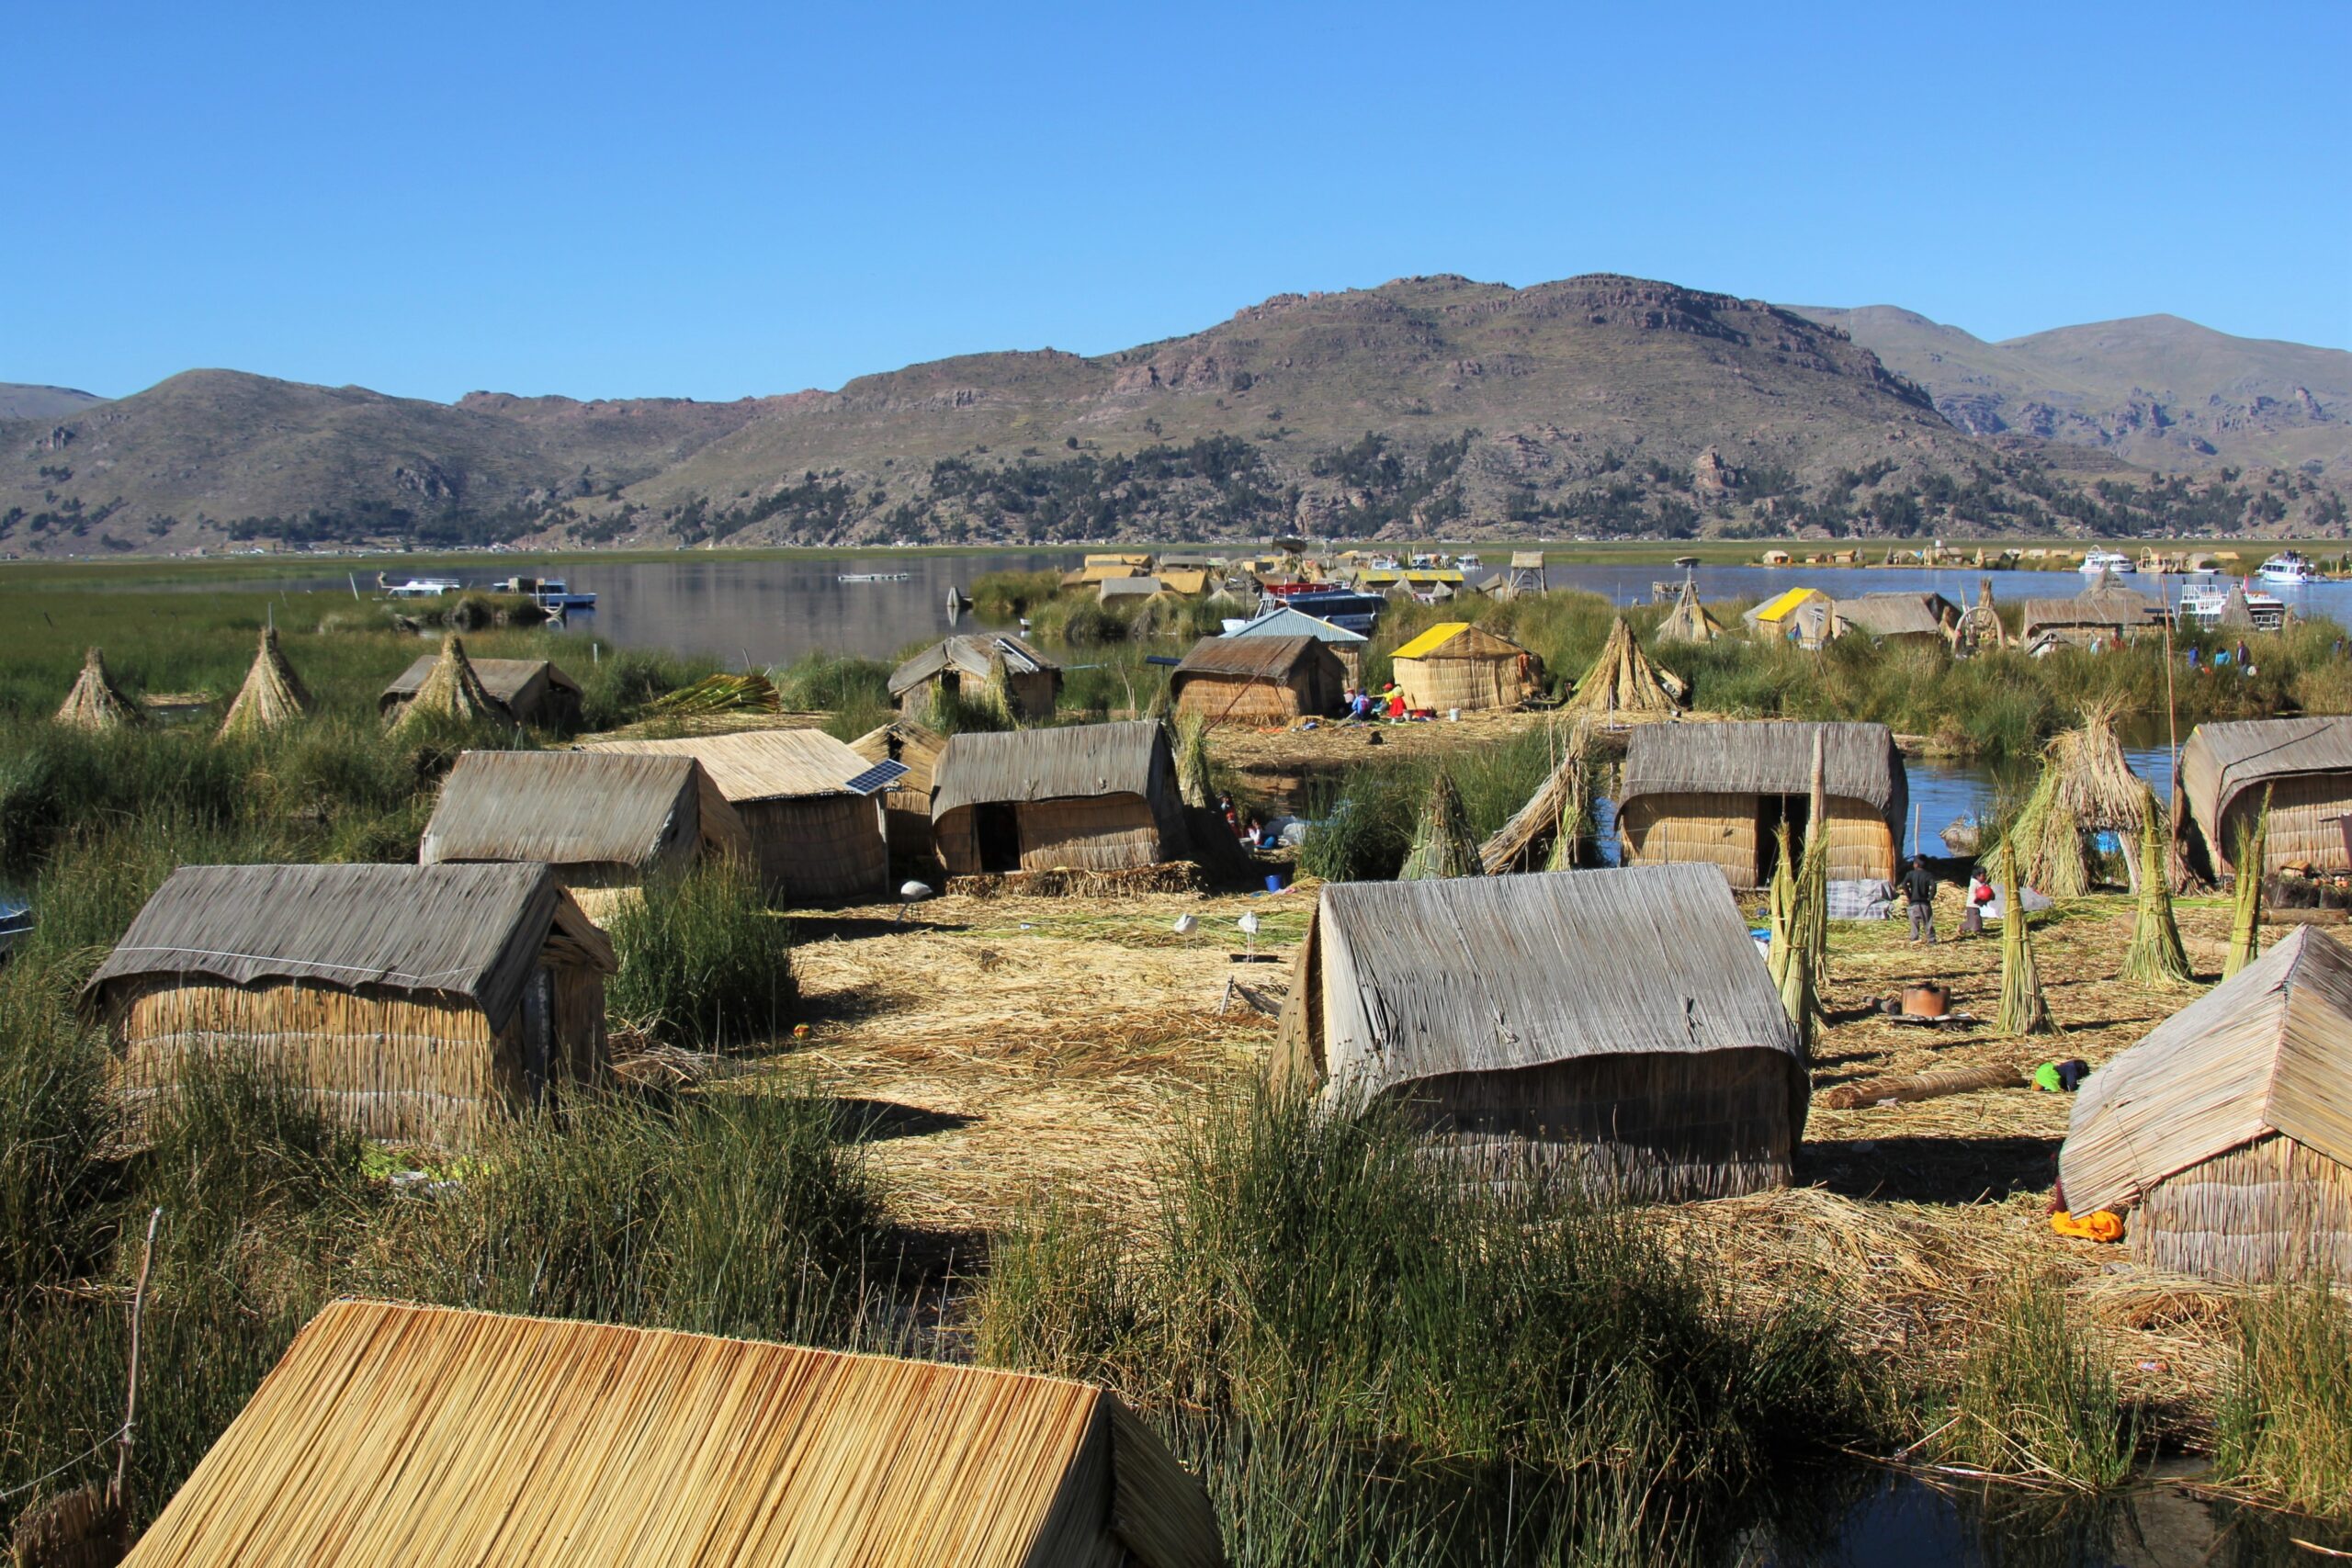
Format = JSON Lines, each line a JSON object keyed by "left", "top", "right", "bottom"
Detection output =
{"left": 2050, "top": 1209, "right": 2124, "bottom": 1244}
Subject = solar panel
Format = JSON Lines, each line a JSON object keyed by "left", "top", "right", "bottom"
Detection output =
{"left": 842, "top": 759, "right": 910, "bottom": 796}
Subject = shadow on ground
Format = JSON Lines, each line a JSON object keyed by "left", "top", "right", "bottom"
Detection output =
{"left": 1801, "top": 1134, "right": 2062, "bottom": 1204}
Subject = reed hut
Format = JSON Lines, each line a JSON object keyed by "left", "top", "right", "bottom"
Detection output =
{"left": 1617, "top": 721, "right": 1906, "bottom": 889}
{"left": 1832, "top": 592, "right": 1958, "bottom": 645}
{"left": 381, "top": 648, "right": 582, "bottom": 730}
{"left": 1273, "top": 865, "right": 1807, "bottom": 1199}
{"left": 2018, "top": 579, "right": 2157, "bottom": 652}
{"left": 1100, "top": 574, "right": 1170, "bottom": 605}
{"left": 582, "top": 730, "right": 895, "bottom": 900}
{"left": 930, "top": 719, "right": 1189, "bottom": 876}
{"left": 382, "top": 636, "right": 504, "bottom": 731}
{"left": 851, "top": 717, "right": 946, "bottom": 874}
{"left": 421, "top": 750, "right": 752, "bottom": 888}
{"left": 2058, "top": 927, "right": 2352, "bottom": 1283}
{"left": 2181, "top": 716, "right": 2352, "bottom": 878}
{"left": 218, "top": 625, "right": 311, "bottom": 739}
{"left": 1223, "top": 604, "right": 1368, "bottom": 684}
{"left": 1742, "top": 587, "right": 1838, "bottom": 649}
{"left": 83, "top": 863, "right": 613, "bottom": 1148}
{"left": 1169, "top": 635, "right": 1346, "bottom": 725}
{"left": 119, "top": 1299, "right": 1225, "bottom": 1568}
{"left": 1560, "top": 617, "right": 1683, "bottom": 717}
{"left": 53, "top": 647, "right": 142, "bottom": 731}
{"left": 1656, "top": 578, "right": 1722, "bottom": 644}
{"left": 1387, "top": 622, "right": 1544, "bottom": 712}
{"left": 1080, "top": 550, "right": 1155, "bottom": 582}
{"left": 888, "top": 633, "right": 1061, "bottom": 722}
{"left": 2001, "top": 703, "right": 2150, "bottom": 897}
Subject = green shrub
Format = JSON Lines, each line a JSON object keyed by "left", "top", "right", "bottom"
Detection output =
{"left": 606, "top": 863, "right": 794, "bottom": 1049}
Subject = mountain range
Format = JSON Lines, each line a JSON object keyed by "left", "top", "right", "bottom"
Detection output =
{"left": 6, "top": 274, "right": 2345, "bottom": 556}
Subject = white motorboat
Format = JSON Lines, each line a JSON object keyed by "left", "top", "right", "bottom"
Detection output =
{"left": 2257, "top": 550, "right": 2316, "bottom": 586}
{"left": 381, "top": 575, "right": 463, "bottom": 598}
{"left": 2079, "top": 549, "right": 2134, "bottom": 576}
{"left": 2177, "top": 582, "right": 2289, "bottom": 629}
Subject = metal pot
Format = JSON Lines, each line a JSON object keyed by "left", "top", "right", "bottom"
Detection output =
{"left": 1901, "top": 982, "right": 1951, "bottom": 1019}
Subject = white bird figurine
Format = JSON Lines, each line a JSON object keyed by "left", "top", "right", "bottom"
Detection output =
{"left": 1171, "top": 914, "right": 1198, "bottom": 935}
{"left": 1237, "top": 912, "right": 1261, "bottom": 936}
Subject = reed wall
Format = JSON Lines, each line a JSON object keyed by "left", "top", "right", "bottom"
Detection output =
{"left": 740, "top": 795, "right": 888, "bottom": 901}
{"left": 1172, "top": 671, "right": 1310, "bottom": 725}
{"left": 1392, "top": 653, "right": 1535, "bottom": 712}
{"left": 2130, "top": 1132, "right": 2352, "bottom": 1284}
{"left": 2214, "top": 772, "right": 2352, "bottom": 876}
{"left": 1383, "top": 1048, "right": 1800, "bottom": 1201}
{"left": 933, "top": 795, "right": 1165, "bottom": 875}
{"left": 1618, "top": 790, "right": 1894, "bottom": 888}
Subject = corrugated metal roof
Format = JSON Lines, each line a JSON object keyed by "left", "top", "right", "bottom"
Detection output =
{"left": 1622, "top": 721, "right": 1905, "bottom": 815}
{"left": 1227, "top": 605, "right": 1368, "bottom": 645}
{"left": 382, "top": 656, "right": 582, "bottom": 706}
{"left": 582, "top": 729, "right": 873, "bottom": 802}
{"left": 84, "top": 862, "right": 611, "bottom": 1031}
{"left": 2181, "top": 716, "right": 2352, "bottom": 832}
{"left": 1309, "top": 865, "right": 1803, "bottom": 1093}
{"left": 1171, "top": 635, "right": 1325, "bottom": 680}
{"left": 886, "top": 634, "right": 1057, "bottom": 697}
{"left": 118, "top": 1299, "right": 1224, "bottom": 1568}
{"left": 2061, "top": 927, "right": 2352, "bottom": 1214}
{"left": 422, "top": 750, "right": 734, "bottom": 869}
{"left": 931, "top": 719, "right": 1170, "bottom": 818}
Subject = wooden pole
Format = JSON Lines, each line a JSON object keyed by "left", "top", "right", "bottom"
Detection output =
{"left": 113, "top": 1207, "right": 162, "bottom": 1508}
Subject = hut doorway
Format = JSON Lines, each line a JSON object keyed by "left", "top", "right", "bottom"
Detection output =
{"left": 1758, "top": 795, "right": 1810, "bottom": 883}
{"left": 975, "top": 803, "right": 1023, "bottom": 873}
{"left": 522, "top": 968, "right": 553, "bottom": 1107}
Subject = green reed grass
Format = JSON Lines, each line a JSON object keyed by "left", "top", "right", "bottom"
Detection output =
{"left": 2214, "top": 1281, "right": 2352, "bottom": 1517}
{"left": 605, "top": 862, "right": 795, "bottom": 1050}
{"left": 1935, "top": 1272, "right": 2139, "bottom": 1489}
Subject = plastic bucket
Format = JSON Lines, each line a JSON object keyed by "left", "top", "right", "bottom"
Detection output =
{"left": 1264, "top": 873, "right": 1285, "bottom": 893}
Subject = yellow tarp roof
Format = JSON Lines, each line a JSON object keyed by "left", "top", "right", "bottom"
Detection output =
{"left": 1753, "top": 586, "right": 1828, "bottom": 623}
{"left": 1392, "top": 623, "right": 1471, "bottom": 660}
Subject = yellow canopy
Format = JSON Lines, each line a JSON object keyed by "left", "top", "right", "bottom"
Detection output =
{"left": 1393, "top": 622, "right": 1471, "bottom": 660}
{"left": 1752, "top": 586, "right": 1827, "bottom": 624}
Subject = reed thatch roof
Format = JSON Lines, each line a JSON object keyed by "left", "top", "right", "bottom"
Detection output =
{"left": 219, "top": 626, "right": 310, "bottom": 739}
{"left": 1833, "top": 592, "right": 1955, "bottom": 640}
{"left": 382, "top": 653, "right": 582, "bottom": 710}
{"left": 119, "top": 1300, "right": 1224, "bottom": 1568}
{"left": 1656, "top": 579, "right": 1721, "bottom": 644}
{"left": 388, "top": 636, "right": 508, "bottom": 730}
{"left": 931, "top": 719, "right": 1170, "bottom": 818}
{"left": 1171, "top": 634, "right": 1326, "bottom": 681}
{"left": 2182, "top": 717, "right": 2352, "bottom": 839}
{"left": 887, "top": 634, "right": 1057, "bottom": 698}
{"left": 1621, "top": 721, "right": 1905, "bottom": 816}
{"left": 850, "top": 718, "right": 944, "bottom": 794}
{"left": 84, "top": 863, "right": 612, "bottom": 1031}
{"left": 422, "top": 750, "right": 751, "bottom": 871}
{"left": 1289, "top": 864, "right": 1804, "bottom": 1100}
{"left": 1099, "top": 575, "right": 1169, "bottom": 600}
{"left": 1223, "top": 605, "right": 1368, "bottom": 646}
{"left": 582, "top": 729, "right": 882, "bottom": 803}
{"left": 2060, "top": 927, "right": 2352, "bottom": 1216}
{"left": 53, "top": 647, "right": 142, "bottom": 731}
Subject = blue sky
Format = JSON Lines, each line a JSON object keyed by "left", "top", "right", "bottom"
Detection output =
{"left": 10, "top": 1, "right": 2347, "bottom": 401}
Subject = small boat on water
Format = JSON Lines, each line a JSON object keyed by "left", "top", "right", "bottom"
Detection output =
{"left": 839, "top": 572, "right": 911, "bottom": 583}
{"left": 496, "top": 576, "right": 596, "bottom": 610}
{"left": 2079, "top": 549, "right": 2134, "bottom": 576}
{"left": 2257, "top": 550, "right": 2317, "bottom": 586}
{"left": 2177, "top": 581, "right": 2290, "bottom": 629}
{"left": 381, "top": 575, "right": 463, "bottom": 598}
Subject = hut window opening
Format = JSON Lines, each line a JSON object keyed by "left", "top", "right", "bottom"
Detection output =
{"left": 976, "top": 803, "right": 1023, "bottom": 873}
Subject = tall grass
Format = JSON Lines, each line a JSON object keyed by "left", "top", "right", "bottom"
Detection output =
{"left": 1934, "top": 1272, "right": 2139, "bottom": 1489}
{"left": 605, "top": 862, "right": 795, "bottom": 1049}
{"left": 1295, "top": 728, "right": 1558, "bottom": 882}
{"left": 777, "top": 651, "right": 895, "bottom": 740}
{"left": 2214, "top": 1282, "right": 2352, "bottom": 1516}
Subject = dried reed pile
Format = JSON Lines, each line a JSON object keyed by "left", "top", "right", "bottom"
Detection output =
{"left": 946, "top": 862, "right": 1206, "bottom": 899}
{"left": 217, "top": 625, "right": 310, "bottom": 739}
{"left": 1172, "top": 712, "right": 1216, "bottom": 808}
{"left": 1558, "top": 616, "right": 1684, "bottom": 717}
{"left": 1398, "top": 768, "right": 1479, "bottom": 880}
{"left": 2225, "top": 795, "right": 2271, "bottom": 976}
{"left": 53, "top": 647, "right": 142, "bottom": 731}
{"left": 1997, "top": 840, "right": 2054, "bottom": 1035}
{"left": 643, "top": 669, "right": 782, "bottom": 716}
{"left": 389, "top": 635, "right": 503, "bottom": 732}
{"left": 2122, "top": 783, "right": 2192, "bottom": 985}
{"left": 1817, "top": 1062, "right": 2024, "bottom": 1110}
{"left": 1476, "top": 719, "right": 1596, "bottom": 873}
{"left": 2003, "top": 702, "right": 2147, "bottom": 898}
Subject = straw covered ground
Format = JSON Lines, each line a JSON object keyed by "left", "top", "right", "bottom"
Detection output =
{"left": 757, "top": 878, "right": 2275, "bottom": 1439}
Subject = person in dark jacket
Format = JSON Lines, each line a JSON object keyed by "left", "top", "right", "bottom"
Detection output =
{"left": 1903, "top": 854, "right": 1939, "bottom": 943}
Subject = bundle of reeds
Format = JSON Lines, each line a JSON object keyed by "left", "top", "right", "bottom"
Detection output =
{"left": 1398, "top": 768, "right": 1479, "bottom": 880}
{"left": 1818, "top": 1062, "right": 2024, "bottom": 1110}
{"left": 2002, "top": 701, "right": 2147, "bottom": 899}
{"left": 644, "top": 669, "right": 783, "bottom": 716}
{"left": 1172, "top": 711, "right": 1216, "bottom": 809}
{"left": 1792, "top": 820, "right": 1829, "bottom": 1041}
{"left": 52, "top": 647, "right": 143, "bottom": 731}
{"left": 1558, "top": 616, "right": 1684, "bottom": 717}
{"left": 978, "top": 657, "right": 1022, "bottom": 728}
{"left": 390, "top": 635, "right": 503, "bottom": 731}
{"left": 1997, "top": 840, "right": 2054, "bottom": 1035}
{"left": 218, "top": 625, "right": 311, "bottom": 739}
{"left": 2121, "top": 783, "right": 2192, "bottom": 986}
{"left": 1476, "top": 718, "right": 1595, "bottom": 873}
{"left": 1656, "top": 578, "right": 1721, "bottom": 644}
{"left": 1766, "top": 821, "right": 1801, "bottom": 1026}
{"left": 2224, "top": 794, "right": 2271, "bottom": 977}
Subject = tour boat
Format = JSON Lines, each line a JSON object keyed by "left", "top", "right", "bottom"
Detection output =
{"left": 381, "top": 576, "right": 463, "bottom": 598}
{"left": 2078, "top": 550, "right": 2134, "bottom": 576}
{"left": 497, "top": 576, "right": 597, "bottom": 609}
{"left": 2257, "top": 551, "right": 2316, "bottom": 587}
{"left": 2177, "top": 582, "right": 2289, "bottom": 629}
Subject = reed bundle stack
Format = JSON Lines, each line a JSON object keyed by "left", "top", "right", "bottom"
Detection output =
{"left": 1617, "top": 721, "right": 1905, "bottom": 890}
{"left": 53, "top": 647, "right": 142, "bottom": 731}
{"left": 2060, "top": 927, "right": 2352, "bottom": 1283}
{"left": 1559, "top": 616, "right": 1683, "bottom": 718}
{"left": 1655, "top": 577, "right": 1721, "bottom": 644}
{"left": 645, "top": 670, "right": 783, "bottom": 717}
{"left": 218, "top": 625, "right": 311, "bottom": 739}
{"left": 930, "top": 720, "right": 1191, "bottom": 879}
{"left": 1387, "top": 622, "right": 1544, "bottom": 712}
{"left": 1996, "top": 841, "right": 2054, "bottom": 1036}
{"left": 2180, "top": 717, "right": 2352, "bottom": 879}
{"left": 1172, "top": 711, "right": 1216, "bottom": 808}
{"left": 888, "top": 634, "right": 1062, "bottom": 722}
{"left": 386, "top": 635, "right": 507, "bottom": 732}
{"left": 84, "top": 863, "right": 613, "bottom": 1148}
{"left": 2003, "top": 702, "right": 2149, "bottom": 898}
{"left": 583, "top": 729, "right": 896, "bottom": 901}
{"left": 2122, "top": 783, "right": 2192, "bottom": 986}
{"left": 1818, "top": 1062, "right": 2024, "bottom": 1110}
{"left": 118, "top": 1300, "right": 1224, "bottom": 1567}
{"left": 421, "top": 750, "right": 752, "bottom": 889}
{"left": 1273, "top": 864, "right": 1808, "bottom": 1200}
{"left": 2225, "top": 796, "right": 2271, "bottom": 978}
{"left": 1478, "top": 720, "right": 1597, "bottom": 874}
{"left": 1168, "top": 635, "right": 1346, "bottom": 726}
{"left": 1398, "top": 768, "right": 1479, "bottom": 881}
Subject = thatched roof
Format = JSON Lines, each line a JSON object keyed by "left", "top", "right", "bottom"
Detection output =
{"left": 1290, "top": 865, "right": 1804, "bottom": 1100}
{"left": 582, "top": 729, "right": 884, "bottom": 803}
{"left": 1621, "top": 722, "right": 1905, "bottom": 816}
{"left": 1223, "top": 605, "right": 1367, "bottom": 646}
{"left": 887, "top": 634, "right": 1058, "bottom": 698}
{"left": 1833, "top": 592, "right": 1954, "bottom": 640}
{"left": 382, "top": 653, "right": 582, "bottom": 710}
{"left": 1656, "top": 580, "right": 1722, "bottom": 644}
{"left": 1099, "top": 575, "right": 1169, "bottom": 600}
{"left": 2060, "top": 927, "right": 2352, "bottom": 1215}
{"left": 850, "top": 718, "right": 944, "bottom": 795}
{"left": 387, "top": 636, "right": 508, "bottom": 730}
{"left": 84, "top": 863, "right": 611, "bottom": 1031}
{"left": 119, "top": 1300, "right": 1223, "bottom": 1568}
{"left": 422, "top": 750, "right": 751, "bottom": 871}
{"left": 219, "top": 626, "right": 311, "bottom": 739}
{"left": 1171, "top": 634, "right": 1327, "bottom": 681}
{"left": 53, "top": 647, "right": 142, "bottom": 731}
{"left": 2182, "top": 717, "right": 2352, "bottom": 836}
{"left": 931, "top": 720, "right": 1170, "bottom": 818}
